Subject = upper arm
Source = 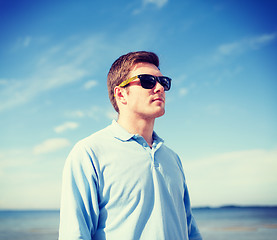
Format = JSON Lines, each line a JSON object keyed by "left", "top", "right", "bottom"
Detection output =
{"left": 59, "top": 143, "right": 100, "bottom": 240}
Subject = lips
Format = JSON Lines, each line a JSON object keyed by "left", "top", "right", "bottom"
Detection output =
{"left": 152, "top": 96, "right": 165, "bottom": 103}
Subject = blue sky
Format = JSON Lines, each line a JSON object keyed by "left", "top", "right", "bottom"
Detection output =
{"left": 0, "top": 0, "right": 276, "bottom": 209}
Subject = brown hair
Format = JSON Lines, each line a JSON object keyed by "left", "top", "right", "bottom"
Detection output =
{"left": 107, "top": 51, "right": 160, "bottom": 112}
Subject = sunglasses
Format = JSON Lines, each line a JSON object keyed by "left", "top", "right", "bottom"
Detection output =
{"left": 118, "top": 74, "right": 172, "bottom": 91}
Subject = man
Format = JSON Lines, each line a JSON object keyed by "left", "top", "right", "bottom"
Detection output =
{"left": 59, "top": 51, "right": 202, "bottom": 240}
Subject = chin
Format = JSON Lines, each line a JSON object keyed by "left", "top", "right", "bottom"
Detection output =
{"left": 139, "top": 107, "right": 165, "bottom": 119}
{"left": 154, "top": 109, "right": 165, "bottom": 118}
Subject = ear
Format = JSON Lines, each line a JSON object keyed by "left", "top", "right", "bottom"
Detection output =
{"left": 114, "top": 86, "right": 128, "bottom": 106}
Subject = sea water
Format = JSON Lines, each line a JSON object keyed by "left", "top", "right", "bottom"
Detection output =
{"left": 0, "top": 207, "right": 277, "bottom": 240}
{"left": 195, "top": 206, "right": 277, "bottom": 240}
{"left": 0, "top": 210, "right": 59, "bottom": 240}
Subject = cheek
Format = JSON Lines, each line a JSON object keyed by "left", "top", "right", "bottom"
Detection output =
{"left": 128, "top": 95, "right": 144, "bottom": 108}
{"left": 127, "top": 89, "right": 151, "bottom": 107}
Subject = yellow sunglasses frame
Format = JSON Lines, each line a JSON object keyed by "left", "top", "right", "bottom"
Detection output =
{"left": 118, "top": 75, "right": 138, "bottom": 88}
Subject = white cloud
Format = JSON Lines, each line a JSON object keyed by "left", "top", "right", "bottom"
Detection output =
{"left": 182, "top": 148, "right": 277, "bottom": 206}
{"left": 84, "top": 80, "right": 98, "bottom": 90}
{"left": 0, "top": 34, "right": 110, "bottom": 113}
{"left": 205, "top": 104, "right": 221, "bottom": 115}
{"left": 143, "top": 0, "right": 168, "bottom": 8}
{"left": 33, "top": 138, "right": 70, "bottom": 155}
{"left": 217, "top": 32, "right": 277, "bottom": 56}
{"left": 23, "top": 36, "right": 32, "bottom": 47}
{"left": 66, "top": 110, "right": 85, "bottom": 118}
{"left": 12, "top": 36, "right": 32, "bottom": 50}
{"left": 179, "top": 87, "right": 188, "bottom": 97}
{"left": 0, "top": 180, "right": 62, "bottom": 209}
{"left": 88, "top": 106, "right": 118, "bottom": 121}
{"left": 175, "top": 74, "right": 188, "bottom": 84}
{"left": 86, "top": 106, "right": 110, "bottom": 121}
{"left": 54, "top": 122, "right": 79, "bottom": 133}
{"left": 249, "top": 33, "right": 277, "bottom": 48}
{"left": 0, "top": 79, "right": 8, "bottom": 86}
{"left": 0, "top": 149, "right": 35, "bottom": 174}
{"left": 218, "top": 42, "right": 240, "bottom": 55}
{"left": 0, "top": 66, "right": 87, "bottom": 113}
{"left": 67, "top": 106, "right": 117, "bottom": 121}
{"left": 133, "top": 0, "right": 168, "bottom": 14}
{"left": 106, "top": 109, "right": 118, "bottom": 120}
{"left": 0, "top": 146, "right": 65, "bottom": 209}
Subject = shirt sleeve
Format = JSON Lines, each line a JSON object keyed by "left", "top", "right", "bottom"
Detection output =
{"left": 59, "top": 142, "right": 100, "bottom": 240}
{"left": 184, "top": 183, "right": 203, "bottom": 240}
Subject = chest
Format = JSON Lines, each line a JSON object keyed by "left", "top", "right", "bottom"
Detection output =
{"left": 94, "top": 140, "right": 185, "bottom": 208}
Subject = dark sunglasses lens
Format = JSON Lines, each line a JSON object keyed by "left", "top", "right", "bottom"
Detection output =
{"left": 139, "top": 75, "right": 156, "bottom": 89}
{"left": 158, "top": 77, "right": 171, "bottom": 91}
{"left": 139, "top": 75, "right": 171, "bottom": 91}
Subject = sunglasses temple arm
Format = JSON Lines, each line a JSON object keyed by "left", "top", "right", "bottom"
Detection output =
{"left": 118, "top": 76, "right": 137, "bottom": 87}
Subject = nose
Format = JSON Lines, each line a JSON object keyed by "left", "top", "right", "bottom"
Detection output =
{"left": 154, "top": 81, "right": 165, "bottom": 93}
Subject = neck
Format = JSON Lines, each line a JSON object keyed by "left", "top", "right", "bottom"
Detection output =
{"left": 117, "top": 113, "right": 155, "bottom": 147}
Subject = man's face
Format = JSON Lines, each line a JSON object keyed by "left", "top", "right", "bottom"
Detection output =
{"left": 124, "top": 62, "right": 166, "bottom": 120}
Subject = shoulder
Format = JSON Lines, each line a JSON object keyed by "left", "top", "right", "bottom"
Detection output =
{"left": 82, "top": 125, "right": 111, "bottom": 143}
{"left": 66, "top": 124, "right": 114, "bottom": 163}
{"left": 63, "top": 125, "right": 116, "bottom": 180}
{"left": 75, "top": 124, "right": 114, "bottom": 150}
{"left": 160, "top": 143, "right": 179, "bottom": 159}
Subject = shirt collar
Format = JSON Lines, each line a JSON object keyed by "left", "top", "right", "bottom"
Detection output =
{"left": 110, "top": 120, "right": 164, "bottom": 144}
{"left": 152, "top": 131, "right": 164, "bottom": 145}
{"left": 110, "top": 120, "right": 135, "bottom": 141}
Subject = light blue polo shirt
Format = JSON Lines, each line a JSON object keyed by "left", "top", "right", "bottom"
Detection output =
{"left": 59, "top": 121, "right": 202, "bottom": 240}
